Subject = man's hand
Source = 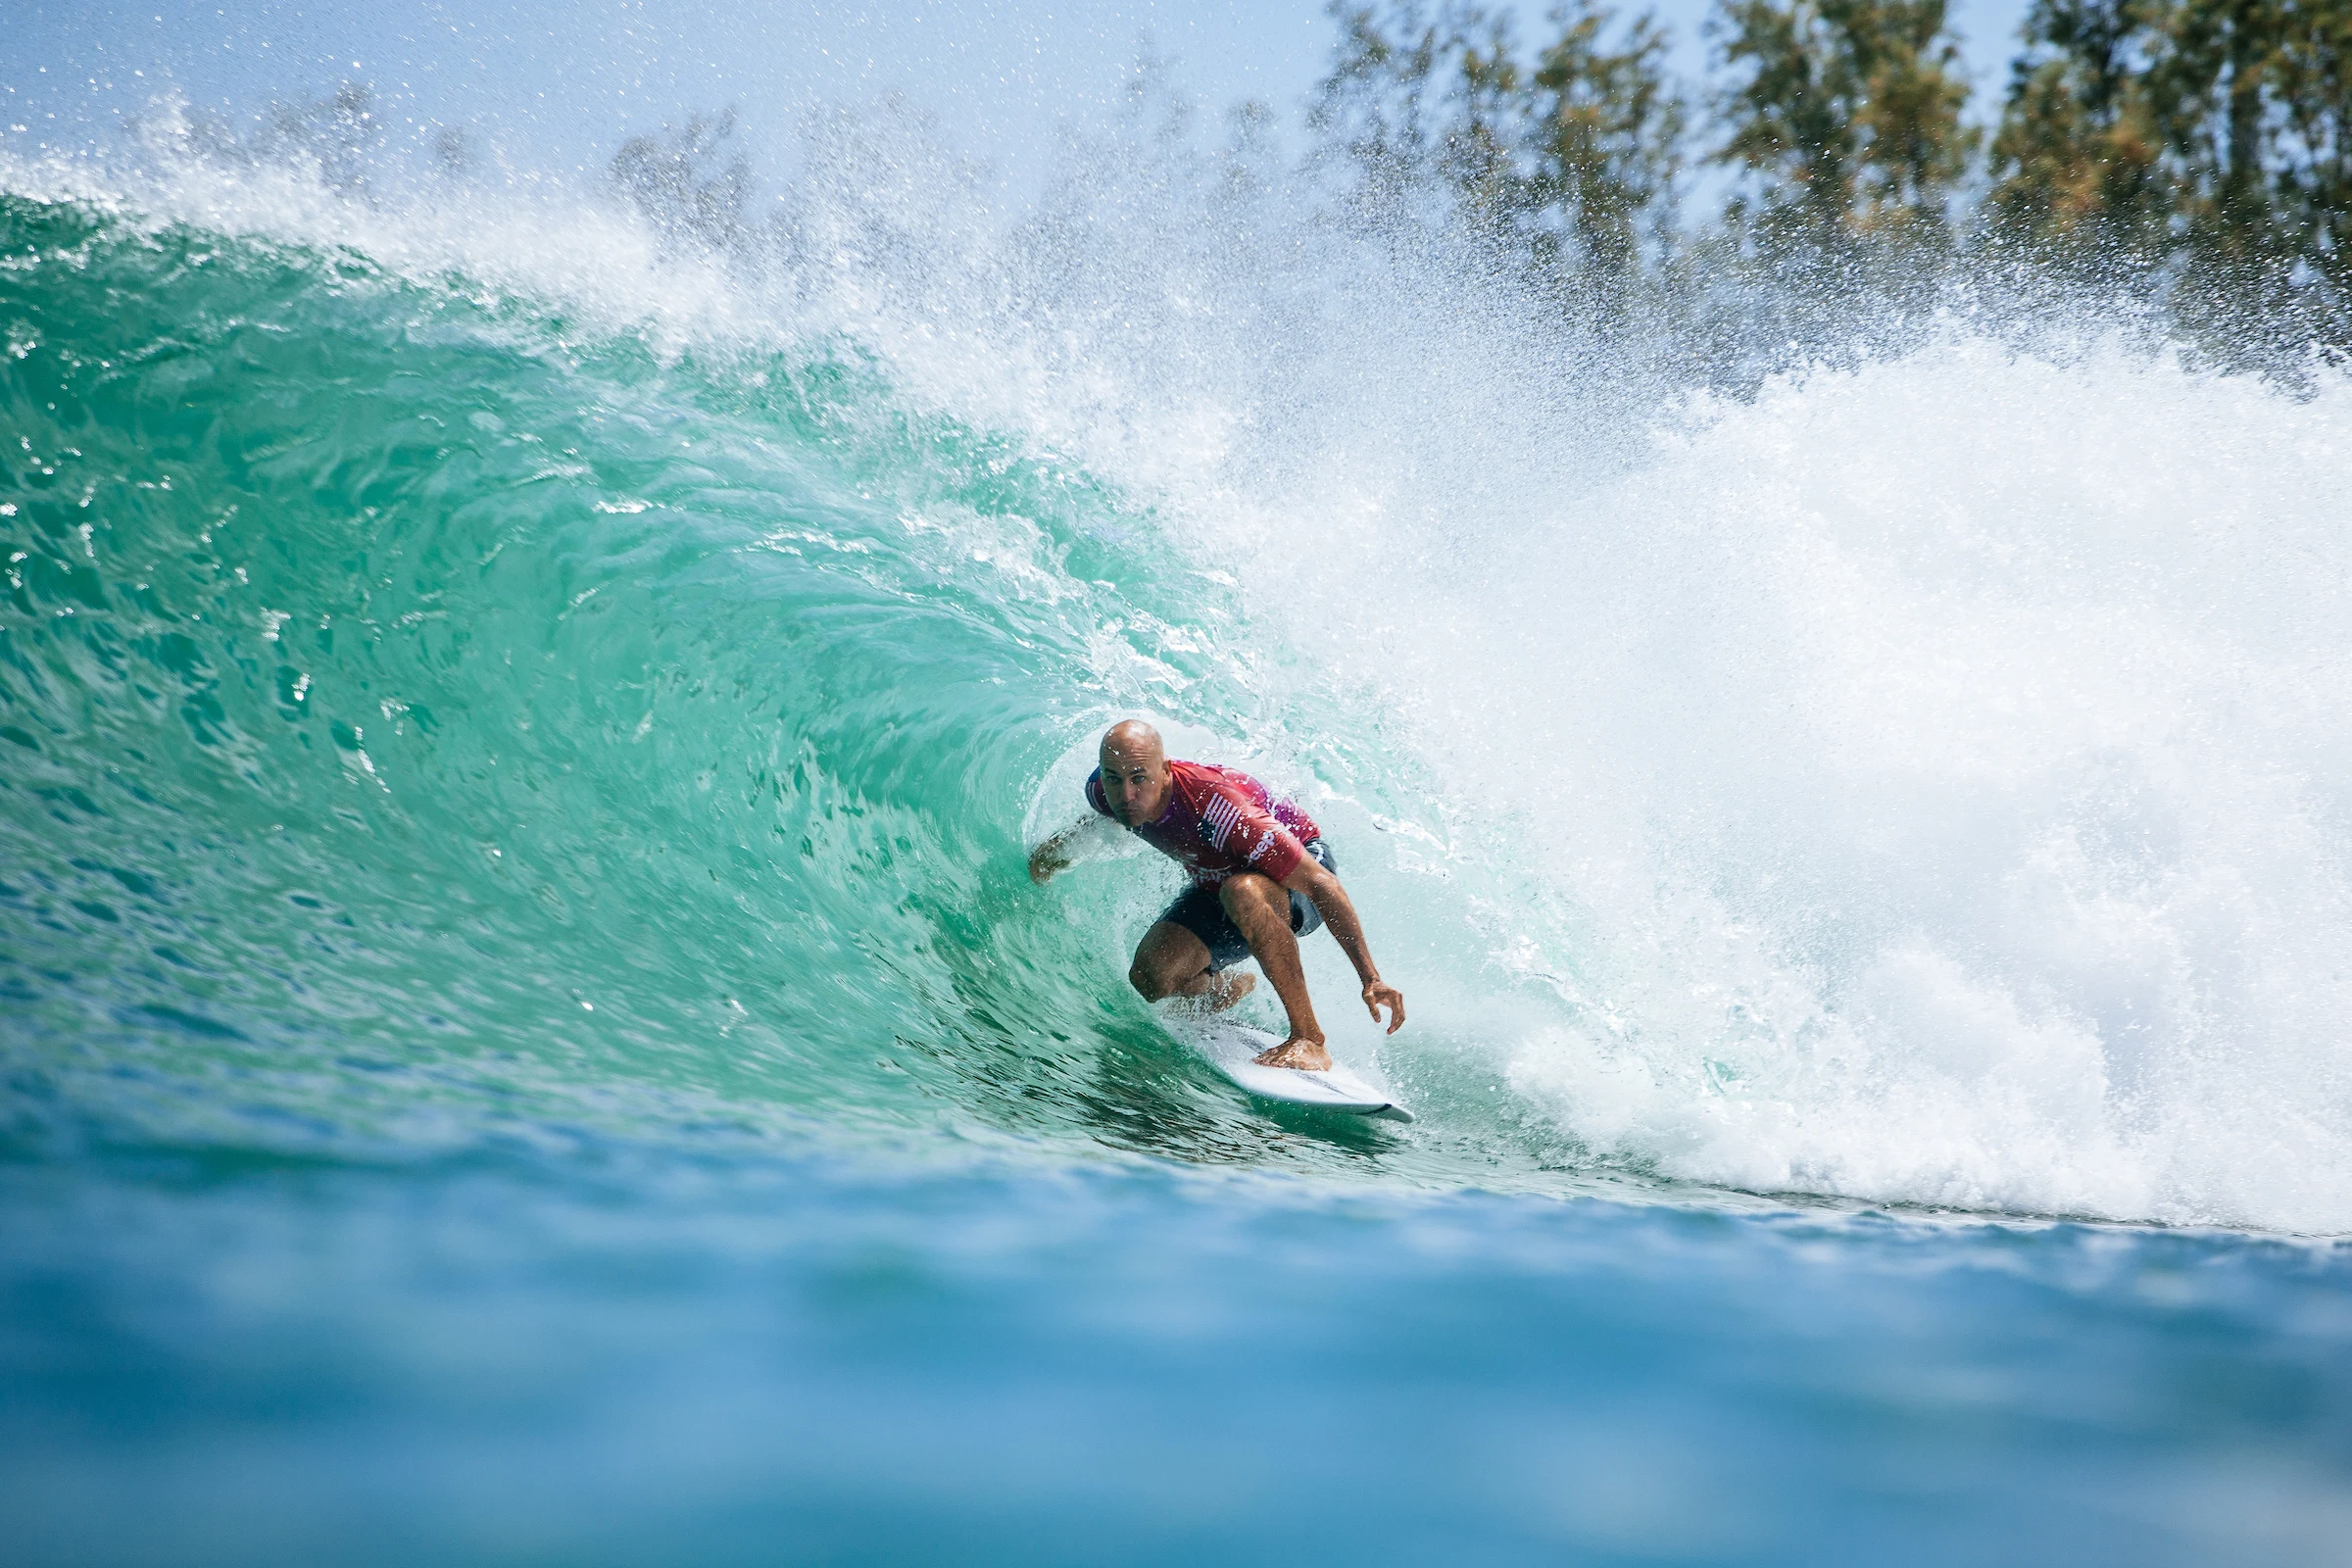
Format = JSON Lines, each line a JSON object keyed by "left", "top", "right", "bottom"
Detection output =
{"left": 1362, "top": 980, "right": 1405, "bottom": 1034}
{"left": 1028, "top": 841, "right": 1071, "bottom": 885}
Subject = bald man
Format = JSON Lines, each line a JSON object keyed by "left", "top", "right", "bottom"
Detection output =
{"left": 1029, "top": 720, "right": 1404, "bottom": 1071}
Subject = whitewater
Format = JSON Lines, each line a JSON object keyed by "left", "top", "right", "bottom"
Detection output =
{"left": 3, "top": 96, "right": 2351, "bottom": 1566}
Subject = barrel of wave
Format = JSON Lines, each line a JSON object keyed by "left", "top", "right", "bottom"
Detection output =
{"left": 1021, "top": 713, "right": 1496, "bottom": 1122}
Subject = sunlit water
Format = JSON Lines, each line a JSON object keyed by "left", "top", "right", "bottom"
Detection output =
{"left": 3, "top": 115, "right": 2349, "bottom": 1563}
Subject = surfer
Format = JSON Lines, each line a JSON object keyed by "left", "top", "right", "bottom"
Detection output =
{"left": 1029, "top": 720, "right": 1405, "bottom": 1071}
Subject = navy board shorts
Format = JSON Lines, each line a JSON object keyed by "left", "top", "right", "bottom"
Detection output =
{"left": 1158, "top": 837, "right": 1335, "bottom": 972}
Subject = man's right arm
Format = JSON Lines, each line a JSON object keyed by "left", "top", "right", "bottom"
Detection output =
{"left": 1281, "top": 855, "right": 1406, "bottom": 1033}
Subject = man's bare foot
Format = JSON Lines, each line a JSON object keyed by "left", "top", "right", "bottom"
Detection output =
{"left": 1251, "top": 1035, "right": 1331, "bottom": 1071}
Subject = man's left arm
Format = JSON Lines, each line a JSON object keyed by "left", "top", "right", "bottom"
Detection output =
{"left": 1281, "top": 856, "right": 1406, "bottom": 1034}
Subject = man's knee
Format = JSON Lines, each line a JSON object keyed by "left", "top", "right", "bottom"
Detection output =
{"left": 1128, "top": 959, "right": 1170, "bottom": 1002}
{"left": 1129, "top": 946, "right": 1188, "bottom": 1001}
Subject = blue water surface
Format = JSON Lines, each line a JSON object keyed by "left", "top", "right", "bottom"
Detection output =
{"left": 6, "top": 1137, "right": 2348, "bottom": 1566}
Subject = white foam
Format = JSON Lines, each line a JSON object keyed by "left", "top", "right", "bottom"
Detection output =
{"left": 1239, "top": 333, "right": 2352, "bottom": 1232}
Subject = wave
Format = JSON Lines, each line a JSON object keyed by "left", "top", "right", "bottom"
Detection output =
{"left": 3, "top": 115, "right": 2349, "bottom": 1233}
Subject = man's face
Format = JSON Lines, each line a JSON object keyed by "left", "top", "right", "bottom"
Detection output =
{"left": 1099, "top": 736, "right": 1172, "bottom": 826}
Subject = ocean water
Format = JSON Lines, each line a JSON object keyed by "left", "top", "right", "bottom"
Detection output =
{"left": 3, "top": 116, "right": 2351, "bottom": 1565}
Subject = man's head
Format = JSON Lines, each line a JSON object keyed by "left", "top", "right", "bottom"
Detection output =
{"left": 1098, "top": 719, "right": 1172, "bottom": 827}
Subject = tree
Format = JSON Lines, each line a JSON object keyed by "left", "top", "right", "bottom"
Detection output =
{"left": 139, "top": 82, "right": 383, "bottom": 198}
{"left": 610, "top": 109, "right": 754, "bottom": 253}
{"left": 1311, "top": 2, "right": 1462, "bottom": 200}
{"left": 2154, "top": 0, "right": 2283, "bottom": 253}
{"left": 2263, "top": 0, "right": 2352, "bottom": 291}
{"left": 1989, "top": 0, "right": 2352, "bottom": 300}
{"left": 1985, "top": 0, "right": 2169, "bottom": 247}
{"left": 2156, "top": 0, "right": 2352, "bottom": 280}
{"left": 1710, "top": 0, "right": 1979, "bottom": 246}
{"left": 1532, "top": 3, "right": 1688, "bottom": 274}
{"left": 1309, "top": 0, "right": 1686, "bottom": 283}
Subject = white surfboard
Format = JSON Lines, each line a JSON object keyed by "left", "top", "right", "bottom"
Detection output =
{"left": 1175, "top": 1018, "right": 1414, "bottom": 1122}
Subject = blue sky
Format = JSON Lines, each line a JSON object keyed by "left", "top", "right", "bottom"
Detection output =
{"left": 3, "top": 0, "right": 2034, "bottom": 189}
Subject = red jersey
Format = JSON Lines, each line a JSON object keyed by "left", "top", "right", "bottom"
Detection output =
{"left": 1086, "top": 760, "right": 1321, "bottom": 887}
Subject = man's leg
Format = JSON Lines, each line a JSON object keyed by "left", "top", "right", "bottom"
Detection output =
{"left": 1217, "top": 873, "right": 1330, "bottom": 1071}
{"left": 1128, "top": 921, "right": 1254, "bottom": 1009}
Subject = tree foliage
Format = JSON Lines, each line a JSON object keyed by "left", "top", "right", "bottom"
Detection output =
{"left": 610, "top": 109, "right": 754, "bottom": 252}
{"left": 1294, "top": 0, "right": 2350, "bottom": 339}
{"left": 1986, "top": 0, "right": 2169, "bottom": 247}
{"left": 1708, "top": 0, "right": 1979, "bottom": 246}
{"left": 1312, "top": 1, "right": 1685, "bottom": 285}
{"left": 1990, "top": 0, "right": 2352, "bottom": 292}
{"left": 1535, "top": 3, "right": 1689, "bottom": 274}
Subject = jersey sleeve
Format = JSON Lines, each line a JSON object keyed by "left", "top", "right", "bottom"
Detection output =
{"left": 1083, "top": 768, "right": 1113, "bottom": 818}
{"left": 1199, "top": 783, "right": 1308, "bottom": 881}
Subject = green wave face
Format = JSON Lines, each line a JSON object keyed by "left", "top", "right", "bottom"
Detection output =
{"left": 0, "top": 195, "right": 1558, "bottom": 1186}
